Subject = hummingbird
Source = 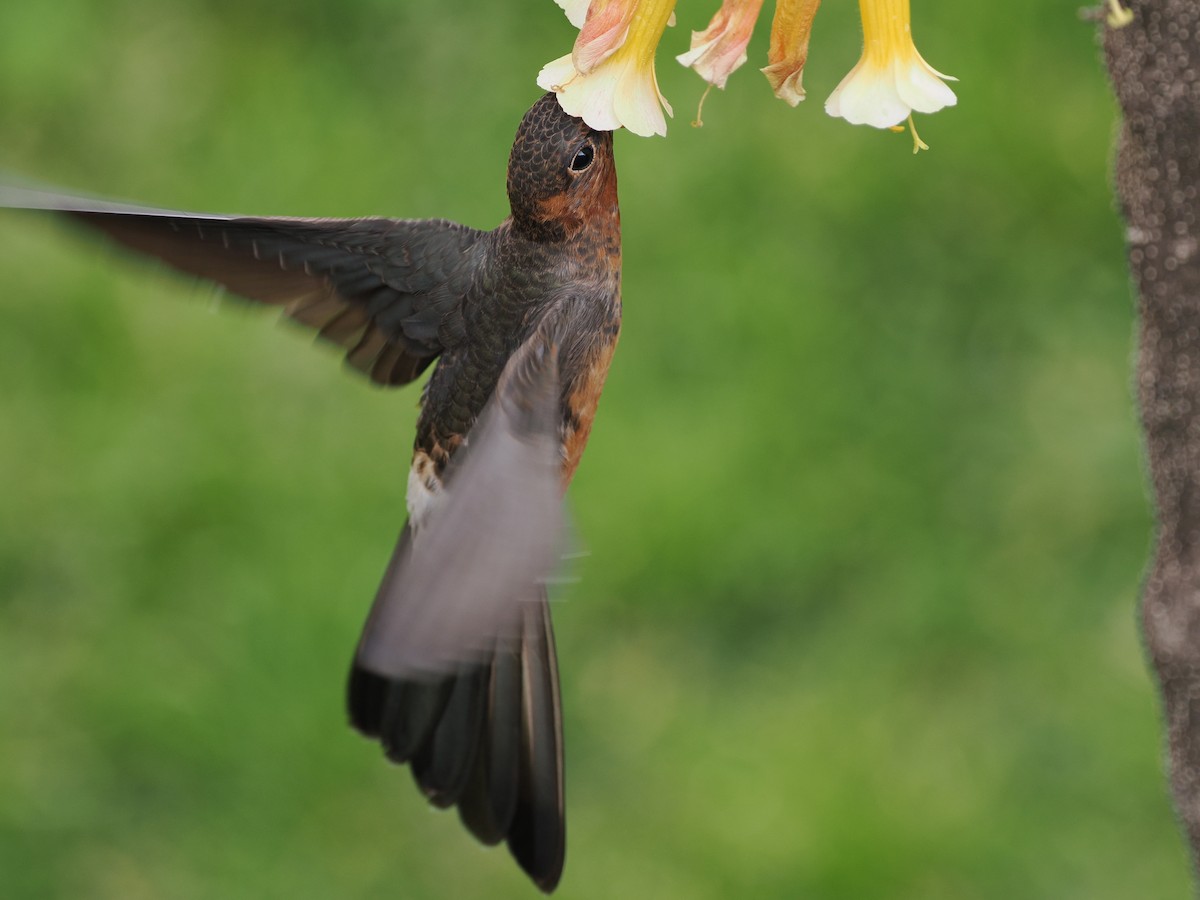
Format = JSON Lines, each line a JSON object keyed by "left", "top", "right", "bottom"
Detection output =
{"left": 0, "top": 92, "right": 621, "bottom": 893}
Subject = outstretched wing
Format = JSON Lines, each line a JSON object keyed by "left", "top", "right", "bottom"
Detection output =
{"left": 0, "top": 181, "right": 486, "bottom": 386}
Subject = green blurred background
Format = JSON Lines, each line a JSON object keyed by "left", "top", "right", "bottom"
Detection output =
{"left": 0, "top": 1, "right": 1183, "bottom": 897}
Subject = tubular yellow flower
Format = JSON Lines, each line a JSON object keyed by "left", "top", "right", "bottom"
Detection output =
{"left": 760, "top": 0, "right": 822, "bottom": 107}
{"left": 539, "top": 0, "right": 678, "bottom": 137}
{"left": 676, "top": 0, "right": 765, "bottom": 91}
{"left": 824, "top": 0, "right": 956, "bottom": 129}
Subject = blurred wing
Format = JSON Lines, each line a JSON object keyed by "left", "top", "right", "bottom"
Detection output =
{"left": 356, "top": 329, "right": 566, "bottom": 678}
{"left": 0, "top": 180, "right": 485, "bottom": 386}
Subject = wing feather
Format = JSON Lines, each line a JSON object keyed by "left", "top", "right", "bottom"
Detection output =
{"left": 0, "top": 180, "right": 486, "bottom": 386}
{"left": 355, "top": 327, "right": 566, "bottom": 679}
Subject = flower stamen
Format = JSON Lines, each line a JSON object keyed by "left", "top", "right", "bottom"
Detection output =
{"left": 906, "top": 114, "right": 929, "bottom": 153}
{"left": 693, "top": 83, "right": 715, "bottom": 127}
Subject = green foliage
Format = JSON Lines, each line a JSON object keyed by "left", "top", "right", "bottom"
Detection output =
{"left": 0, "top": 2, "right": 1185, "bottom": 897}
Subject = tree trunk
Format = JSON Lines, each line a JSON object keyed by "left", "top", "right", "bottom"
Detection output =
{"left": 1105, "top": 0, "right": 1200, "bottom": 874}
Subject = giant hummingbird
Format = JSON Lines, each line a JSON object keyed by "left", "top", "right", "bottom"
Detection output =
{"left": 0, "top": 92, "right": 622, "bottom": 893}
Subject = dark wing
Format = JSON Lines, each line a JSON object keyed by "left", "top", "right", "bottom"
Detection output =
{"left": 349, "top": 325, "right": 569, "bottom": 891}
{"left": 0, "top": 180, "right": 485, "bottom": 386}
{"left": 356, "top": 329, "right": 566, "bottom": 678}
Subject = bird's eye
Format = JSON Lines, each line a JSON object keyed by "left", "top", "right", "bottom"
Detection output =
{"left": 570, "top": 143, "right": 595, "bottom": 172}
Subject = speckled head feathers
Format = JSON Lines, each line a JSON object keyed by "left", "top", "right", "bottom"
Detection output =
{"left": 507, "top": 93, "right": 616, "bottom": 242}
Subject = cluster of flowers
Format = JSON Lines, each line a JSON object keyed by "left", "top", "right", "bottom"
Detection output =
{"left": 538, "top": 0, "right": 957, "bottom": 150}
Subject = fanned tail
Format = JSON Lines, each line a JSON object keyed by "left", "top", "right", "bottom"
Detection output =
{"left": 348, "top": 595, "right": 565, "bottom": 893}
{"left": 347, "top": 315, "right": 569, "bottom": 890}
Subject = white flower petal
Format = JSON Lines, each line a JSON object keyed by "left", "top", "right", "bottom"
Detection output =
{"left": 574, "top": 65, "right": 626, "bottom": 131}
{"left": 611, "top": 57, "right": 667, "bottom": 136}
{"left": 894, "top": 58, "right": 957, "bottom": 114}
{"left": 555, "top": 0, "right": 591, "bottom": 29}
{"left": 825, "top": 63, "right": 908, "bottom": 128}
{"left": 537, "top": 53, "right": 581, "bottom": 93}
{"left": 545, "top": 54, "right": 626, "bottom": 131}
{"left": 655, "top": 65, "right": 673, "bottom": 118}
{"left": 825, "top": 52, "right": 955, "bottom": 128}
{"left": 675, "top": 37, "right": 718, "bottom": 68}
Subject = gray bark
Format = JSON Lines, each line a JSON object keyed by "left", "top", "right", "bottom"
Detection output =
{"left": 1105, "top": 0, "right": 1200, "bottom": 873}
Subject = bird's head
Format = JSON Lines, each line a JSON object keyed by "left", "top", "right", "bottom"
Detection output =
{"left": 507, "top": 92, "right": 617, "bottom": 243}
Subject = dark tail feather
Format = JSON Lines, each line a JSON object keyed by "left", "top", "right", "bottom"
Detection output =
{"left": 381, "top": 677, "right": 453, "bottom": 765}
{"left": 507, "top": 600, "right": 566, "bottom": 892}
{"left": 347, "top": 665, "right": 389, "bottom": 736}
{"left": 347, "top": 596, "right": 565, "bottom": 893}
{"left": 458, "top": 641, "right": 522, "bottom": 844}
{"left": 411, "top": 666, "right": 487, "bottom": 806}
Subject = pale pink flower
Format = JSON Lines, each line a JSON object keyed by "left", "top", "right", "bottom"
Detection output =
{"left": 675, "top": 0, "right": 765, "bottom": 91}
